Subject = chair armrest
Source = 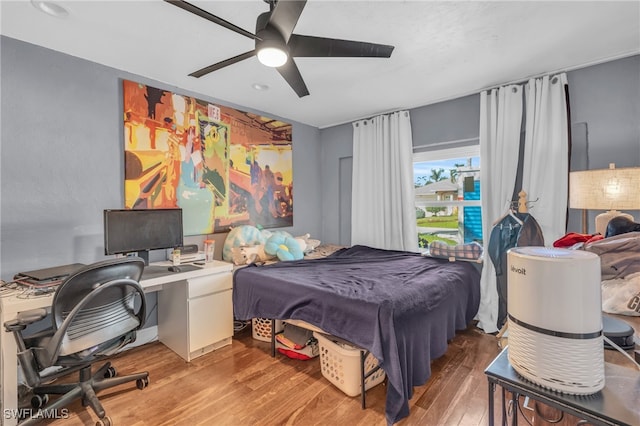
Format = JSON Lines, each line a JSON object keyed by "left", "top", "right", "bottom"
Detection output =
{"left": 4, "top": 308, "right": 48, "bottom": 332}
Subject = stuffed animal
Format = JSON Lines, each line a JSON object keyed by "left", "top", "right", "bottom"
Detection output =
{"left": 264, "top": 233, "right": 304, "bottom": 261}
{"left": 294, "top": 233, "right": 321, "bottom": 253}
{"left": 222, "top": 225, "right": 267, "bottom": 261}
{"left": 224, "top": 225, "right": 320, "bottom": 264}
{"left": 231, "top": 244, "right": 275, "bottom": 265}
{"left": 231, "top": 246, "right": 250, "bottom": 265}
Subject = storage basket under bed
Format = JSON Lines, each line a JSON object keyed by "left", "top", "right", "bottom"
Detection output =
{"left": 313, "top": 332, "right": 385, "bottom": 397}
{"left": 251, "top": 318, "right": 284, "bottom": 342}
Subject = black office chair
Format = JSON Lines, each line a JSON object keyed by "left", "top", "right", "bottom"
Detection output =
{"left": 4, "top": 257, "right": 150, "bottom": 426}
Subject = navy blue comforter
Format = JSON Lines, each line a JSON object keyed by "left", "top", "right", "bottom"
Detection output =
{"left": 232, "top": 245, "right": 481, "bottom": 424}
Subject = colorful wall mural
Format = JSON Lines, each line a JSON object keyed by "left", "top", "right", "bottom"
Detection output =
{"left": 122, "top": 80, "right": 293, "bottom": 235}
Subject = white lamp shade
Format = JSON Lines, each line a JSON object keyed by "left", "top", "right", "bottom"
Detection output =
{"left": 569, "top": 165, "right": 640, "bottom": 211}
{"left": 569, "top": 164, "right": 640, "bottom": 235}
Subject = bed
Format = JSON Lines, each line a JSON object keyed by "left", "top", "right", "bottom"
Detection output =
{"left": 232, "top": 245, "right": 481, "bottom": 424}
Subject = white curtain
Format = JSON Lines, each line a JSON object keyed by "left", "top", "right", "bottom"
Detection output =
{"left": 476, "top": 85, "right": 523, "bottom": 333}
{"left": 351, "top": 110, "right": 418, "bottom": 252}
{"left": 521, "top": 74, "right": 570, "bottom": 244}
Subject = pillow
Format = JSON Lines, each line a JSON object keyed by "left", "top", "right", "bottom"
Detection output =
{"left": 264, "top": 234, "right": 304, "bottom": 261}
{"left": 306, "top": 239, "right": 321, "bottom": 252}
{"left": 303, "top": 244, "right": 345, "bottom": 260}
{"left": 428, "top": 241, "right": 483, "bottom": 261}
{"left": 584, "top": 231, "right": 640, "bottom": 280}
{"left": 601, "top": 272, "right": 640, "bottom": 316}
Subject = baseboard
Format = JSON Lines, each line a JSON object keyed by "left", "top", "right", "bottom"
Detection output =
{"left": 188, "top": 336, "right": 232, "bottom": 361}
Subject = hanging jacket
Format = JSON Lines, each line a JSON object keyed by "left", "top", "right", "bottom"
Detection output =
{"left": 488, "top": 212, "right": 545, "bottom": 330}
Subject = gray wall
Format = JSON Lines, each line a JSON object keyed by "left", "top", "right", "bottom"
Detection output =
{"left": 567, "top": 55, "right": 640, "bottom": 231}
{"left": 2, "top": 35, "right": 638, "bottom": 282}
{"left": 0, "top": 36, "right": 322, "bottom": 281}
{"left": 569, "top": 55, "right": 640, "bottom": 170}
{"left": 320, "top": 94, "right": 482, "bottom": 245}
{"left": 410, "top": 93, "right": 481, "bottom": 146}
{"left": 319, "top": 55, "right": 640, "bottom": 243}
{"left": 319, "top": 122, "right": 353, "bottom": 245}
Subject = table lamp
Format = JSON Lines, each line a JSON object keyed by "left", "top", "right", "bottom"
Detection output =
{"left": 569, "top": 163, "right": 640, "bottom": 235}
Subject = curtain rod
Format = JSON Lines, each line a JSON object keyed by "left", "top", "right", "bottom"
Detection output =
{"left": 413, "top": 137, "right": 478, "bottom": 152}
{"left": 352, "top": 108, "right": 409, "bottom": 125}
{"left": 479, "top": 66, "right": 568, "bottom": 94}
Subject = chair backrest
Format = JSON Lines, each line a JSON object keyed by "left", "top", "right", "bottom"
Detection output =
{"left": 49, "top": 257, "right": 146, "bottom": 359}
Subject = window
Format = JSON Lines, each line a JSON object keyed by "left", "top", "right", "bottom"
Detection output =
{"left": 414, "top": 144, "right": 481, "bottom": 249}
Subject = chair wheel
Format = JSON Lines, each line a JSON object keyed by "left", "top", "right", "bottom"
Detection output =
{"left": 96, "top": 416, "right": 112, "bottom": 426}
{"left": 104, "top": 366, "right": 117, "bottom": 378}
{"left": 31, "top": 393, "right": 49, "bottom": 409}
{"left": 136, "top": 377, "right": 149, "bottom": 390}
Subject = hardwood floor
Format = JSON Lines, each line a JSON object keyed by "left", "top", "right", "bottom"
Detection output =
{"left": 37, "top": 323, "right": 499, "bottom": 425}
{"left": 37, "top": 315, "right": 639, "bottom": 426}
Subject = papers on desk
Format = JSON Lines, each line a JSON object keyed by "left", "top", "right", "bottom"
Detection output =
{"left": 0, "top": 280, "right": 56, "bottom": 299}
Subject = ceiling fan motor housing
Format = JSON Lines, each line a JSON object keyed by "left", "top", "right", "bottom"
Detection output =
{"left": 255, "top": 12, "right": 287, "bottom": 53}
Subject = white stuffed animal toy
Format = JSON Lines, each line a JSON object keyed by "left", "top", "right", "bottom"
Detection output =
{"left": 232, "top": 244, "right": 274, "bottom": 265}
{"left": 295, "top": 233, "right": 321, "bottom": 253}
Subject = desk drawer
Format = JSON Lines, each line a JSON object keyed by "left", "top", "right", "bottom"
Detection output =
{"left": 188, "top": 273, "right": 231, "bottom": 298}
{"left": 189, "top": 290, "right": 233, "bottom": 350}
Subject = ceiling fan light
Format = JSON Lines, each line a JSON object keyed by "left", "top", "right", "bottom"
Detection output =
{"left": 257, "top": 46, "right": 288, "bottom": 67}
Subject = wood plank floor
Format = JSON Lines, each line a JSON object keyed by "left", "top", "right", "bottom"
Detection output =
{"left": 36, "top": 315, "right": 639, "bottom": 426}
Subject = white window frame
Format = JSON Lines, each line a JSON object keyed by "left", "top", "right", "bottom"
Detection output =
{"left": 414, "top": 144, "right": 481, "bottom": 208}
{"left": 414, "top": 143, "right": 482, "bottom": 246}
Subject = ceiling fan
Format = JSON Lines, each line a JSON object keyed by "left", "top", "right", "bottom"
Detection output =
{"left": 164, "top": 0, "right": 395, "bottom": 97}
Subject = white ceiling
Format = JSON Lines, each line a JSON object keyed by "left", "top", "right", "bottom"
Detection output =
{"left": 2, "top": 1, "right": 639, "bottom": 128}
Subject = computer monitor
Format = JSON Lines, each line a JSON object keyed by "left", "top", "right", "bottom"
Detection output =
{"left": 104, "top": 208, "right": 184, "bottom": 265}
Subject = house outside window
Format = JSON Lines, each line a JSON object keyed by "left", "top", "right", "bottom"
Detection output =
{"left": 414, "top": 145, "right": 481, "bottom": 249}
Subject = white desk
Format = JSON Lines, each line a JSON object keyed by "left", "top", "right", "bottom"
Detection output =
{"left": 0, "top": 260, "right": 233, "bottom": 425}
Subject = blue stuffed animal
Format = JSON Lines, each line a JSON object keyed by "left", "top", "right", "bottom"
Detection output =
{"left": 265, "top": 233, "right": 304, "bottom": 261}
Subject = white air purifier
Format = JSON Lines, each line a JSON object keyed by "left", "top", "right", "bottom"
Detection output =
{"left": 507, "top": 246, "right": 604, "bottom": 394}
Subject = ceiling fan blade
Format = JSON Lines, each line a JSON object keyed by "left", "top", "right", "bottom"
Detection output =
{"left": 276, "top": 59, "right": 309, "bottom": 97}
{"left": 189, "top": 50, "right": 256, "bottom": 78}
{"left": 268, "top": 0, "right": 307, "bottom": 43}
{"left": 288, "top": 34, "right": 394, "bottom": 58}
{"left": 164, "top": 0, "right": 258, "bottom": 41}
